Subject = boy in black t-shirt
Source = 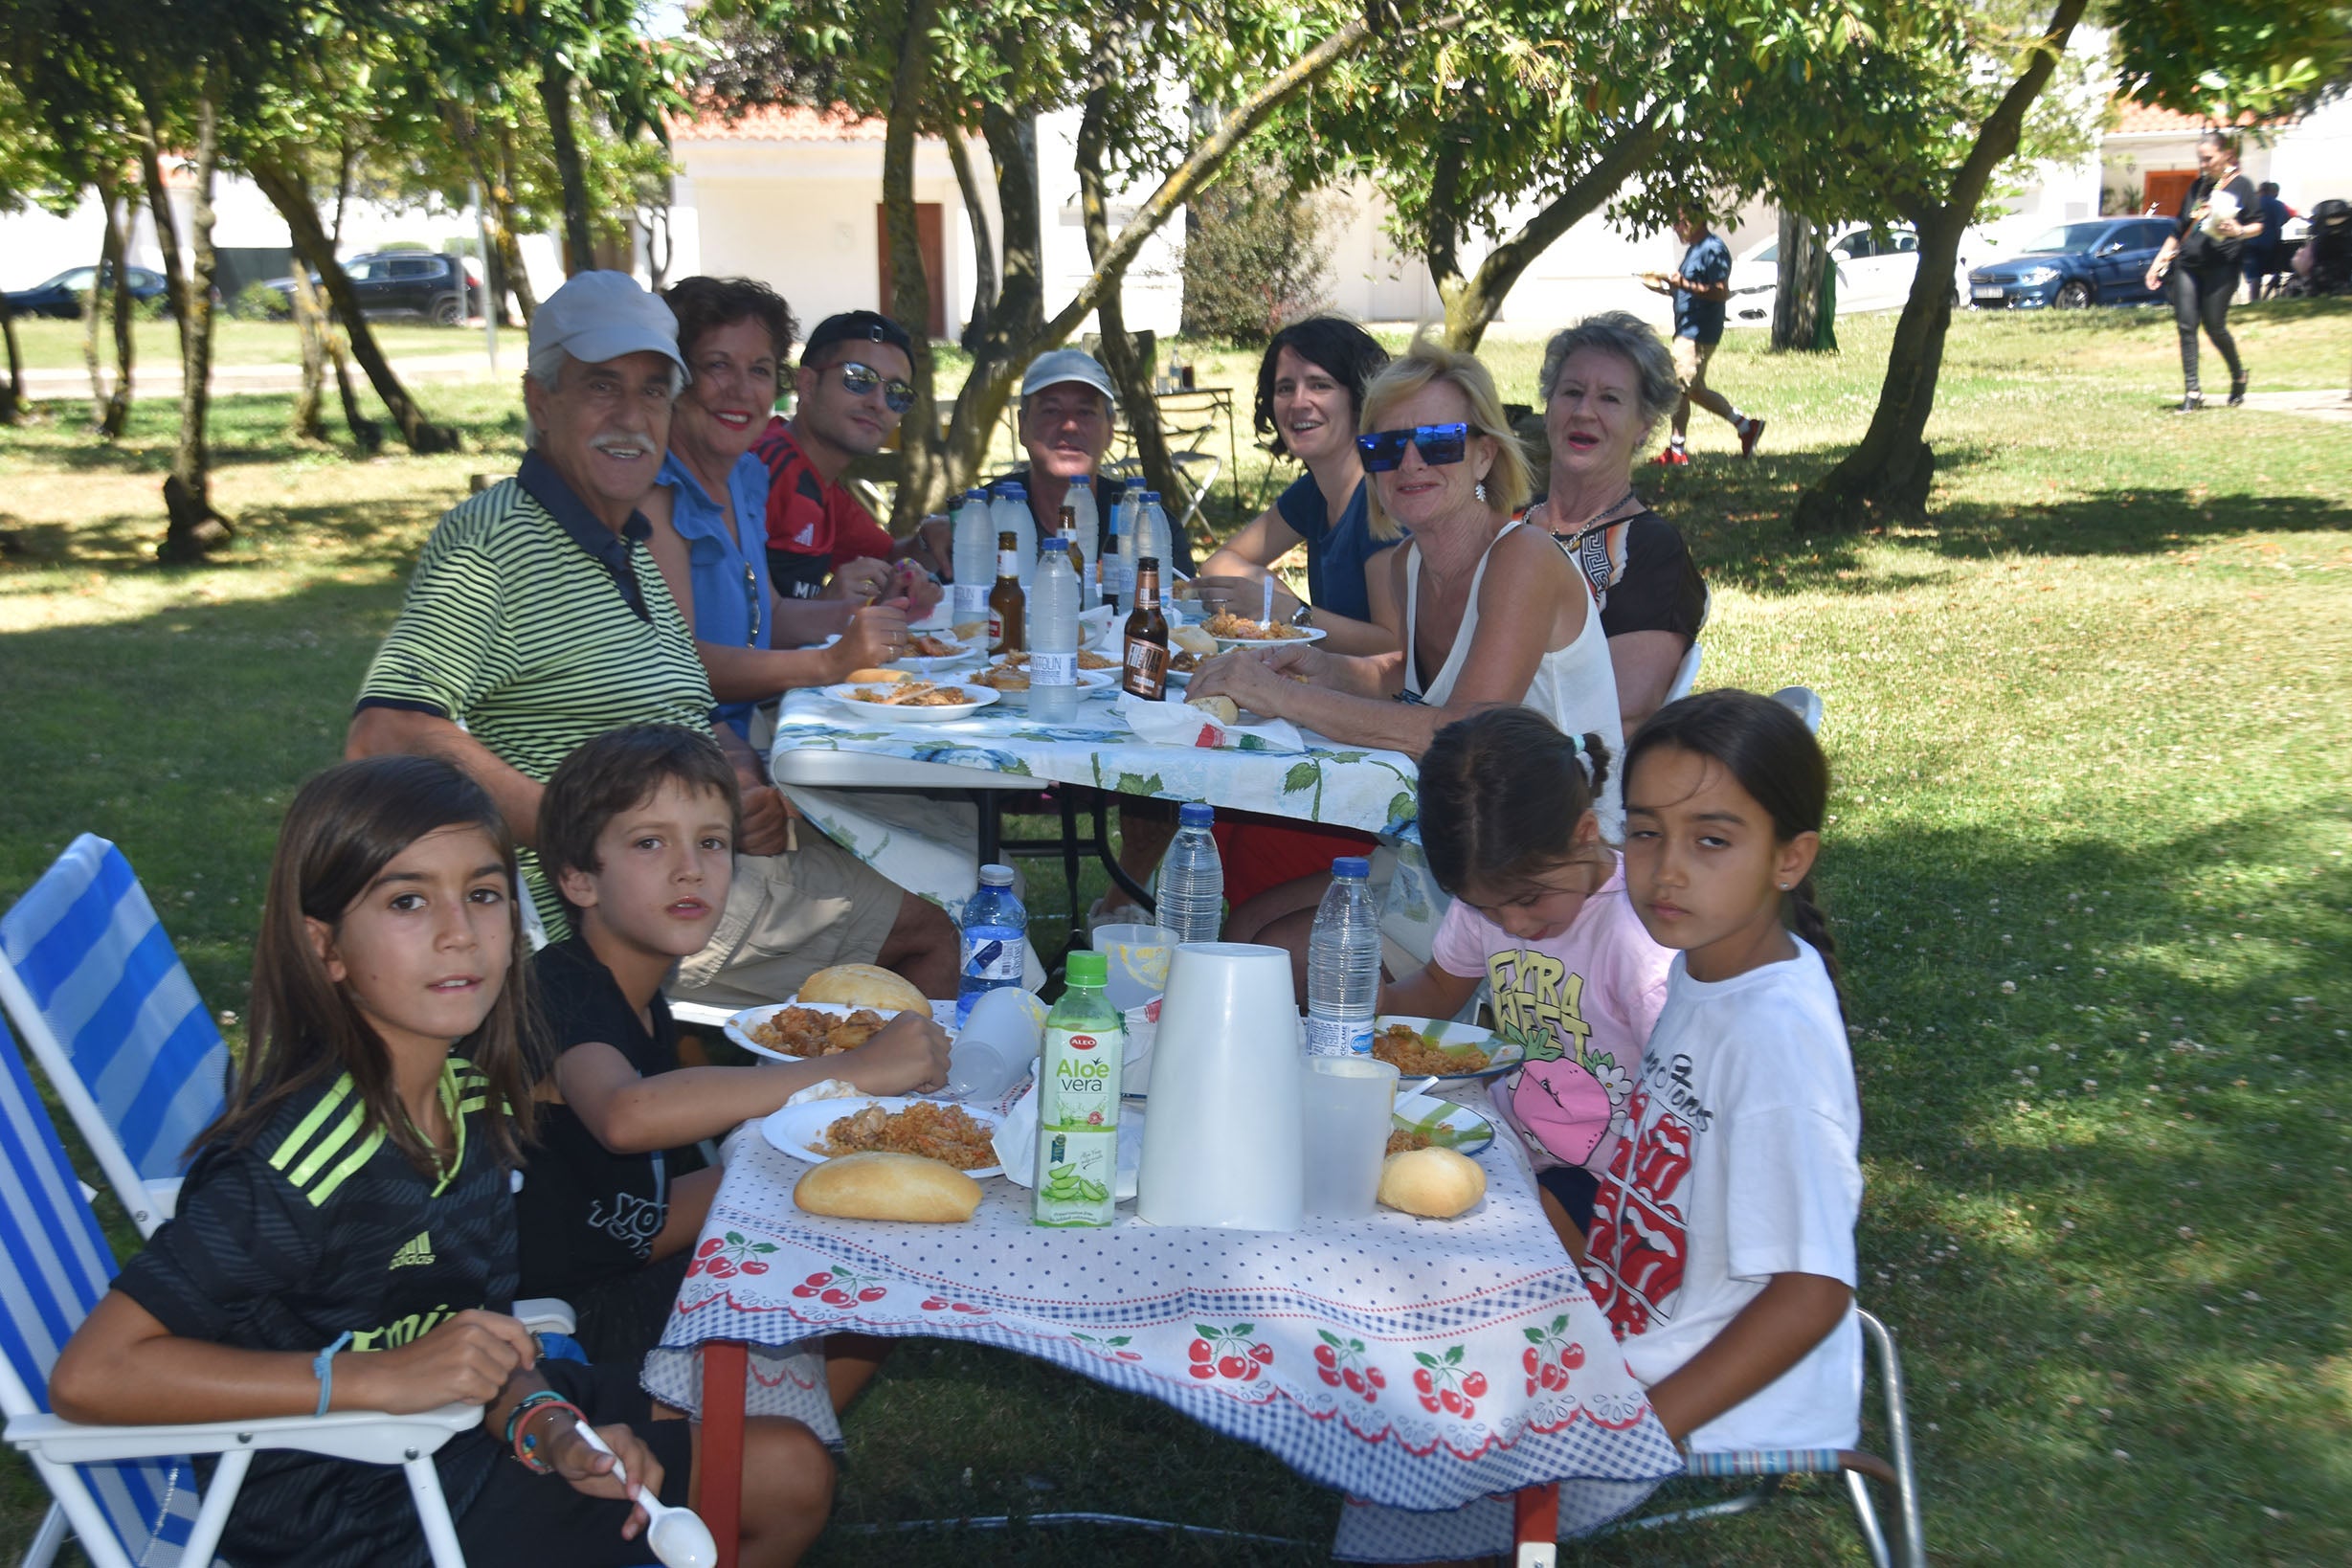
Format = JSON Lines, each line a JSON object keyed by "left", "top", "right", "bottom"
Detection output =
{"left": 521, "top": 726, "right": 952, "bottom": 1365}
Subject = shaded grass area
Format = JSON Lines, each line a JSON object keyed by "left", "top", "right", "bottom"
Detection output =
{"left": 3, "top": 302, "right": 2350, "bottom": 1564}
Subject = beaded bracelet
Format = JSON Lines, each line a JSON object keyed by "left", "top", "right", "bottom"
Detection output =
{"left": 504, "top": 1391, "right": 583, "bottom": 1473}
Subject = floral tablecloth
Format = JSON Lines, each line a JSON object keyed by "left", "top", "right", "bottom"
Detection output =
{"left": 766, "top": 687, "right": 1449, "bottom": 962}
{"left": 645, "top": 1113, "right": 1679, "bottom": 1559}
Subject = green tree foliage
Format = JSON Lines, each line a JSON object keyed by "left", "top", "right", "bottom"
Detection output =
{"left": 1178, "top": 147, "right": 1333, "bottom": 345}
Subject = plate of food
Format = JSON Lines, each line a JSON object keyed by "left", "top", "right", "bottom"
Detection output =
{"left": 726, "top": 1000, "right": 907, "bottom": 1062}
{"left": 1371, "top": 1017, "right": 1525, "bottom": 1082}
{"left": 823, "top": 677, "right": 1000, "bottom": 722}
{"left": 893, "top": 630, "right": 979, "bottom": 665}
{"left": 761, "top": 1096, "right": 1006, "bottom": 1178}
{"left": 968, "top": 661, "right": 1119, "bottom": 704}
{"left": 1204, "top": 611, "right": 1326, "bottom": 648}
{"left": 1387, "top": 1092, "right": 1494, "bottom": 1159}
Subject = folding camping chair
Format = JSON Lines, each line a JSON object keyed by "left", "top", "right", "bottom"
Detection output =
{"left": 1666, "top": 641, "right": 1704, "bottom": 706}
{"left": 0, "top": 1015, "right": 479, "bottom": 1568}
{"left": 0, "top": 835, "right": 230, "bottom": 1238}
{"left": 1589, "top": 1307, "right": 1926, "bottom": 1568}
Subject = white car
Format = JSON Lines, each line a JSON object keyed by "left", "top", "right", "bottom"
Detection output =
{"left": 1726, "top": 225, "right": 1980, "bottom": 326}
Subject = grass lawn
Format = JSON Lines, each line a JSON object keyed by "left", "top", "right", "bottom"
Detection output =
{"left": 3, "top": 299, "right": 2349, "bottom": 1564}
{"left": 10, "top": 314, "right": 492, "bottom": 371}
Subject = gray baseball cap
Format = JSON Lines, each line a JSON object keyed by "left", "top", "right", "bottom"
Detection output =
{"left": 1020, "top": 347, "right": 1116, "bottom": 405}
{"left": 528, "top": 270, "right": 690, "bottom": 379}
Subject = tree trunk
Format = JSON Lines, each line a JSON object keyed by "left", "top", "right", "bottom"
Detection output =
{"left": 289, "top": 262, "right": 330, "bottom": 440}
{"left": 160, "top": 81, "right": 231, "bottom": 562}
{"left": 946, "top": 128, "right": 997, "bottom": 352}
{"left": 249, "top": 152, "right": 459, "bottom": 454}
{"left": 539, "top": 57, "right": 596, "bottom": 276}
{"left": 880, "top": 0, "right": 947, "bottom": 527}
{"left": 1434, "top": 109, "right": 1667, "bottom": 351}
{"left": 135, "top": 110, "right": 191, "bottom": 364}
{"left": 492, "top": 123, "right": 539, "bottom": 324}
{"left": 1770, "top": 212, "right": 1828, "bottom": 352}
{"left": 106, "top": 216, "right": 136, "bottom": 437}
{"left": 1795, "top": 0, "right": 2091, "bottom": 533}
{"left": 1075, "top": 78, "right": 1176, "bottom": 502}
{"left": 88, "top": 183, "right": 133, "bottom": 437}
{"left": 0, "top": 291, "right": 23, "bottom": 425}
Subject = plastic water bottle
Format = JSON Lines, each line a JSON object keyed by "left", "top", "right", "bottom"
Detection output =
{"left": 1029, "top": 538, "right": 1081, "bottom": 724}
{"left": 956, "top": 863, "right": 1027, "bottom": 1026}
{"left": 991, "top": 482, "right": 1038, "bottom": 586}
{"left": 951, "top": 489, "right": 993, "bottom": 626}
{"left": 1109, "top": 481, "right": 1143, "bottom": 609}
{"left": 1305, "top": 856, "right": 1379, "bottom": 1058}
{"left": 1154, "top": 802, "right": 1224, "bottom": 945}
{"left": 1064, "top": 483, "right": 1101, "bottom": 608}
{"left": 1137, "top": 492, "right": 1176, "bottom": 613}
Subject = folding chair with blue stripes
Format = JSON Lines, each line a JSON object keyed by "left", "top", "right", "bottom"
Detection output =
{"left": 0, "top": 834, "right": 231, "bottom": 1239}
{"left": 0, "top": 1014, "right": 479, "bottom": 1568}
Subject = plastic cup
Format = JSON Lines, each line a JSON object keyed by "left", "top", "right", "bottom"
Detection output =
{"left": 947, "top": 987, "right": 1046, "bottom": 1101}
{"left": 1301, "top": 1056, "right": 1400, "bottom": 1219}
{"left": 1135, "top": 942, "right": 1305, "bottom": 1230}
{"left": 1091, "top": 922, "right": 1176, "bottom": 1014}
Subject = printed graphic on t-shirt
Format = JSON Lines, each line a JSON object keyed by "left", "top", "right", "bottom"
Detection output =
{"left": 586, "top": 1151, "right": 668, "bottom": 1262}
{"left": 1489, "top": 950, "right": 1635, "bottom": 1165}
{"left": 1584, "top": 1049, "right": 1710, "bottom": 1338}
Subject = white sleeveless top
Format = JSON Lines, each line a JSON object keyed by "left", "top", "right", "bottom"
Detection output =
{"left": 1403, "top": 519, "right": 1626, "bottom": 837}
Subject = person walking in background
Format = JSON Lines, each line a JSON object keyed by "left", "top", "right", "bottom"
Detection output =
{"left": 1642, "top": 206, "right": 1763, "bottom": 464}
{"left": 2145, "top": 130, "right": 2259, "bottom": 413}
{"left": 2245, "top": 182, "right": 2295, "bottom": 302}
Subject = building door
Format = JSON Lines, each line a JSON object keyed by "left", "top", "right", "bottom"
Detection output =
{"left": 876, "top": 203, "right": 946, "bottom": 339}
{"left": 2142, "top": 169, "right": 2198, "bottom": 219}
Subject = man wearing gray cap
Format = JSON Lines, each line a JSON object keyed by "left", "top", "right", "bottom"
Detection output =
{"left": 999, "top": 347, "right": 1196, "bottom": 576}
{"left": 347, "top": 270, "right": 960, "bottom": 1002}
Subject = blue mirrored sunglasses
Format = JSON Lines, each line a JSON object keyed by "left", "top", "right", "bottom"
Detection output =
{"left": 840, "top": 361, "right": 916, "bottom": 414}
{"left": 1355, "top": 422, "right": 1468, "bottom": 471}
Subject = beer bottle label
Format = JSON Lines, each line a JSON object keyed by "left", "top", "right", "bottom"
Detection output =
{"left": 1122, "top": 637, "right": 1169, "bottom": 700}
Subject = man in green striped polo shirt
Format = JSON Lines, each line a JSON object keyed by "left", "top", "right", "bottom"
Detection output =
{"left": 347, "top": 270, "right": 958, "bottom": 1004}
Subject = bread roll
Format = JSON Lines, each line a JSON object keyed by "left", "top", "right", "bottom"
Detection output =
{"left": 844, "top": 667, "right": 907, "bottom": 685}
{"left": 1378, "top": 1146, "right": 1486, "bottom": 1219}
{"left": 1170, "top": 625, "right": 1218, "bottom": 659}
{"left": 795, "top": 1152, "right": 981, "bottom": 1221}
{"left": 798, "top": 962, "right": 935, "bottom": 1012}
{"left": 1187, "top": 694, "right": 1240, "bottom": 725}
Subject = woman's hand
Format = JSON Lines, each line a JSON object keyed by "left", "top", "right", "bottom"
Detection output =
{"left": 1191, "top": 646, "right": 1314, "bottom": 717}
{"left": 825, "top": 557, "right": 895, "bottom": 604}
{"left": 840, "top": 1011, "right": 953, "bottom": 1095}
{"left": 1192, "top": 573, "right": 1300, "bottom": 626}
{"left": 343, "top": 1310, "right": 535, "bottom": 1413}
{"left": 830, "top": 604, "right": 910, "bottom": 678}
{"left": 545, "top": 1418, "right": 665, "bottom": 1534}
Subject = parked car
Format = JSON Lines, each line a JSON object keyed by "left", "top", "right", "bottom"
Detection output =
{"left": 261, "top": 252, "right": 474, "bottom": 325}
{"left": 1965, "top": 217, "right": 2173, "bottom": 309}
{"left": 4, "top": 264, "right": 172, "bottom": 319}
{"left": 1728, "top": 225, "right": 1975, "bottom": 326}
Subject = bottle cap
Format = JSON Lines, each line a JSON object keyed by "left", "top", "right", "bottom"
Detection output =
{"left": 1332, "top": 856, "right": 1370, "bottom": 879}
{"left": 1179, "top": 801, "right": 1214, "bottom": 827}
{"left": 1041, "top": 537, "right": 1067, "bottom": 552}
{"left": 1003, "top": 482, "right": 1027, "bottom": 498}
{"left": 1144, "top": 491, "right": 1161, "bottom": 503}
{"left": 978, "top": 863, "right": 1015, "bottom": 886}
{"left": 963, "top": 489, "right": 986, "bottom": 504}
{"left": 1137, "top": 555, "right": 1159, "bottom": 571}
{"left": 1064, "top": 951, "right": 1109, "bottom": 988}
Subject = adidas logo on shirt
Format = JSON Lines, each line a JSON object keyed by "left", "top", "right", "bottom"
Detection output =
{"left": 389, "top": 1231, "right": 437, "bottom": 1269}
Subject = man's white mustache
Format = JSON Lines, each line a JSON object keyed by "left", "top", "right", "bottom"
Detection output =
{"left": 590, "top": 433, "right": 657, "bottom": 454}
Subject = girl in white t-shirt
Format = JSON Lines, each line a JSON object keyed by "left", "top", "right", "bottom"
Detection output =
{"left": 1380, "top": 707, "right": 1671, "bottom": 1254}
{"left": 1587, "top": 688, "right": 1863, "bottom": 1454}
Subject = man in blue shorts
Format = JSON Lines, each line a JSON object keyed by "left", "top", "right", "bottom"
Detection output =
{"left": 1644, "top": 207, "right": 1763, "bottom": 463}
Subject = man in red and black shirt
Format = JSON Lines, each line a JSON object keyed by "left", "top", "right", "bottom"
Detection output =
{"left": 753, "top": 310, "right": 943, "bottom": 607}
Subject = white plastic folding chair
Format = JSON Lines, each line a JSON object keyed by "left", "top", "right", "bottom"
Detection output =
{"left": 0, "top": 835, "right": 231, "bottom": 1237}
{"left": 1666, "top": 641, "right": 1705, "bottom": 706}
{"left": 0, "top": 1016, "right": 478, "bottom": 1568}
{"left": 1772, "top": 684, "right": 1826, "bottom": 733}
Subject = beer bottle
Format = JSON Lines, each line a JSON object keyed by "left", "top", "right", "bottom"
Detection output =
{"left": 988, "top": 530, "right": 1025, "bottom": 654}
{"left": 1122, "top": 555, "right": 1170, "bottom": 700}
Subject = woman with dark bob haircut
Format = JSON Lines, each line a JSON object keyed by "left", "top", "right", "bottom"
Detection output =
{"left": 1196, "top": 317, "right": 1401, "bottom": 658}
{"left": 642, "top": 276, "right": 913, "bottom": 741}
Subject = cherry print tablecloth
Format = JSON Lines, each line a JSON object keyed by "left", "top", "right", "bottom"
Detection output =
{"left": 644, "top": 1123, "right": 1681, "bottom": 1561}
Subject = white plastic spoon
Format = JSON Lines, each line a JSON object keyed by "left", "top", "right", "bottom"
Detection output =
{"left": 1260, "top": 573, "right": 1274, "bottom": 629}
{"left": 571, "top": 1418, "right": 719, "bottom": 1568}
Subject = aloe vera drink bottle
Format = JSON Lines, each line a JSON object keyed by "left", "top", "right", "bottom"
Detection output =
{"left": 1034, "top": 951, "right": 1124, "bottom": 1226}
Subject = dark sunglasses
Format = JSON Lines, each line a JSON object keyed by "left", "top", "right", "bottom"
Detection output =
{"left": 1355, "top": 422, "right": 1468, "bottom": 472}
{"left": 839, "top": 361, "right": 916, "bottom": 414}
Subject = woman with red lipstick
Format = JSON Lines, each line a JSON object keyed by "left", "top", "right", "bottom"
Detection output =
{"left": 1521, "top": 313, "right": 1708, "bottom": 735}
{"left": 1588, "top": 689, "right": 1861, "bottom": 1455}
{"left": 1379, "top": 709, "right": 1671, "bottom": 1257}
{"left": 642, "top": 278, "right": 912, "bottom": 742}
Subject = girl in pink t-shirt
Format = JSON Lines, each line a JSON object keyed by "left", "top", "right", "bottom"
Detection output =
{"left": 1379, "top": 707, "right": 1671, "bottom": 1250}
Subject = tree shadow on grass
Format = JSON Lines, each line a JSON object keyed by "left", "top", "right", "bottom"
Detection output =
{"left": 2, "top": 494, "right": 455, "bottom": 574}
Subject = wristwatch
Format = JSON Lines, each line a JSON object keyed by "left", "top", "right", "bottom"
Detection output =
{"left": 1289, "top": 602, "right": 1315, "bottom": 629}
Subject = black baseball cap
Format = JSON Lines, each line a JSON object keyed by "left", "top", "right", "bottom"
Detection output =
{"left": 803, "top": 310, "right": 914, "bottom": 364}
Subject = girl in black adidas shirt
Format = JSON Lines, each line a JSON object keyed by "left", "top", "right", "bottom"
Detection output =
{"left": 51, "top": 756, "right": 832, "bottom": 1568}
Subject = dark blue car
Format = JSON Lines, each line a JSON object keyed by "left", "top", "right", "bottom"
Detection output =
{"left": 1966, "top": 217, "right": 2175, "bottom": 309}
{"left": 5, "top": 264, "right": 172, "bottom": 319}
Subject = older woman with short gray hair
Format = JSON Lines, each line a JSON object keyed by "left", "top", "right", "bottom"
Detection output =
{"left": 1524, "top": 310, "right": 1709, "bottom": 732}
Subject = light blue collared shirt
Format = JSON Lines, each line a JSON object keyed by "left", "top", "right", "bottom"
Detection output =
{"left": 658, "top": 449, "right": 774, "bottom": 737}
